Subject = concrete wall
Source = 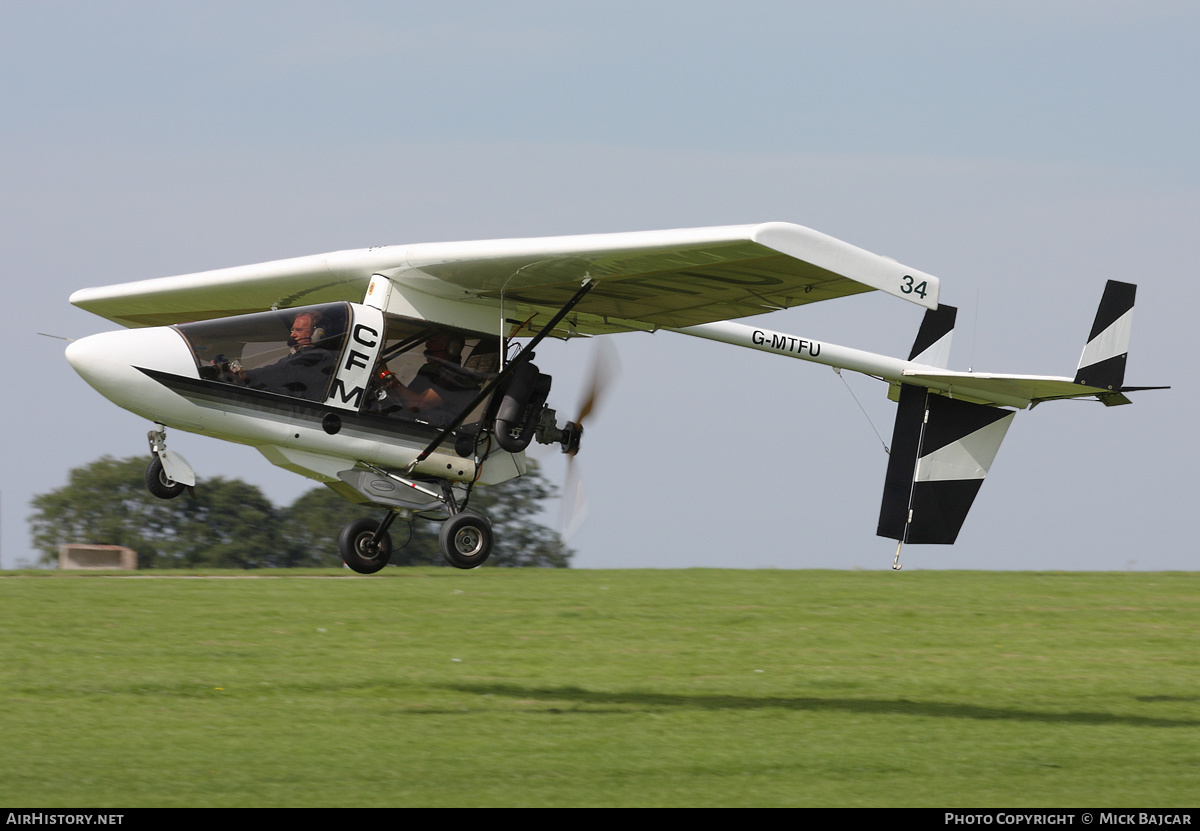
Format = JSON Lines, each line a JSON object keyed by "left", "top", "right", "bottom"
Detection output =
{"left": 59, "top": 545, "right": 137, "bottom": 570}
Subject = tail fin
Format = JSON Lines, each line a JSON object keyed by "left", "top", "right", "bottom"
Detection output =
{"left": 908, "top": 304, "right": 957, "bottom": 367}
{"left": 878, "top": 304, "right": 1015, "bottom": 544}
{"left": 1074, "top": 280, "right": 1135, "bottom": 391}
{"left": 878, "top": 385, "right": 1015, "bottom": 545}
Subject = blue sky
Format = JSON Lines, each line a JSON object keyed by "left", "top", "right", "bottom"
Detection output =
{"left": 3, "top": 2, "right": 1196, "bottom": 569}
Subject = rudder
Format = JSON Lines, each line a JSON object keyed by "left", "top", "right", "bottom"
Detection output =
{"left": 877, "top": 386, "right": 1015, "bottom": 545}
{"left": 1074, "top": 280, "right": 1135, "bottom": 391}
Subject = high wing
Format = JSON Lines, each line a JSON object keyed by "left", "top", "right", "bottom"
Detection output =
{"left": 70, "top": 222, "right": 939, "bottom": 332}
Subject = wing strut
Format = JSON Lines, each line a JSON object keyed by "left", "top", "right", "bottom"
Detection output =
{"left": 407, "top": 278, "right": 598, "bottom": 470}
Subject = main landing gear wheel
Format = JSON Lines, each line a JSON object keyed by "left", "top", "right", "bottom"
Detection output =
{"left": 145, "top": 457, "right": 185, "bottom": 500}
{"left": 339, "top": 517, "right": 393, "bottom": 574}
{"left": 439, "top": 512, "right": 494, "bottom": 569}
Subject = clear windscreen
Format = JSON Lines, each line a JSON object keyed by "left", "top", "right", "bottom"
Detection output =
{"left": 176, "top": 303, "right": 350, "bottom": 402}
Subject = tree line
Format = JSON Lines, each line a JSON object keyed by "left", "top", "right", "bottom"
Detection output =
{"left": 29, "top": 456, "right": 572, "bottom": 569}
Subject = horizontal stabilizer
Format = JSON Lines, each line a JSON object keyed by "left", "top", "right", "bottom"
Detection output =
{"left": 898, "top": 279, "right": 1167, "bottom": 408}
{"left": 878, "top": 385, "right": 1014, "bottom": 544}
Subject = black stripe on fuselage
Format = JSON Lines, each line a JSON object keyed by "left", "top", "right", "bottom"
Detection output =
{"left": 137, "top": 367, "right": 457, "bottom": 447}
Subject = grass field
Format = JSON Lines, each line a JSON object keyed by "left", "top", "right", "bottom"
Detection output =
{"left": 1, "top": 568, "right": 1197, "bottom": 807}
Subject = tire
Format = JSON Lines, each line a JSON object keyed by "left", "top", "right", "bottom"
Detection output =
{"left": 145, "top": 457, "right": 185, "bottom": 500}
{"left": 338, "top": 517, "right": 393, "bottom": 574}
{"left": 439, "top": 512, "right": 494, "bottom": 569}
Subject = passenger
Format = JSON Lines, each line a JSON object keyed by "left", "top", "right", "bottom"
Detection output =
{"left": 371, "top": 331, "right": 487, "bottom": 422}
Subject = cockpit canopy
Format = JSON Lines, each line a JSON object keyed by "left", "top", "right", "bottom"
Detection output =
{"left": 175, "top": 302, "right": 502, "bottom": 428}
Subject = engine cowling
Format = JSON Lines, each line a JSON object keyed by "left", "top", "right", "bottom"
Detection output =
{"left": 491, "top": 362, "right": 552, "bottom": 453}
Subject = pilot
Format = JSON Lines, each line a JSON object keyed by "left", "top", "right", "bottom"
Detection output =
{"left": 235, "top": 311, "right": 337, "bottom": 401}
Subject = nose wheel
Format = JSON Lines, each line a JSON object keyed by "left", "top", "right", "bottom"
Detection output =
{"left": 145, "top": 457, "right": 185, "bottom": 500}
{"left": 144, "top": 425, "right": 195, "bottom": 500}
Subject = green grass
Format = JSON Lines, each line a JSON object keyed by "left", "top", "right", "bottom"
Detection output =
{"left": 1, "top": 568, "right": 1197, "bottom": 806}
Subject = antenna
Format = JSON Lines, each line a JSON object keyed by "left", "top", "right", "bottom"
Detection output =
{"left": 968, "top": 286, "right": 980, "bottom": 372}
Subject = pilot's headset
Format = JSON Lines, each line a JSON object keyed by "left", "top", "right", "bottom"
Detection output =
{"left": 310, "top": 320, "right": 327, "bottom": 345}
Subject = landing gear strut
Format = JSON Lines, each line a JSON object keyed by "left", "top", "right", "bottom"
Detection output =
{"left": 337, "top": 506, "right": 495, "bottom": 572}
{"left": 145, "top": 424, "right": 194, "bottom": 500}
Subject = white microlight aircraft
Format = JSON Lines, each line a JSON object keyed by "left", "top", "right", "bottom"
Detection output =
{"left": 66, "top": 222, "right": 1164, "bottom": 571}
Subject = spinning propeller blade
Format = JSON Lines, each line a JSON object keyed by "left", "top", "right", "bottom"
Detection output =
{"left": 559, "top": 339, "right": 619, "bottom": 538}
{"left": 568, "top": 337, "right": 619, "bottom": 453}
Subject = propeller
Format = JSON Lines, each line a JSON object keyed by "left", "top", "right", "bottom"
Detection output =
{"left": 559, "top": 338, "right": 619, "bottom": 541}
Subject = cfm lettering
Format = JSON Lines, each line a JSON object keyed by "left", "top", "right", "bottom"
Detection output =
{"left": 325, "top": 322, "right": 381, "bottom": 409}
